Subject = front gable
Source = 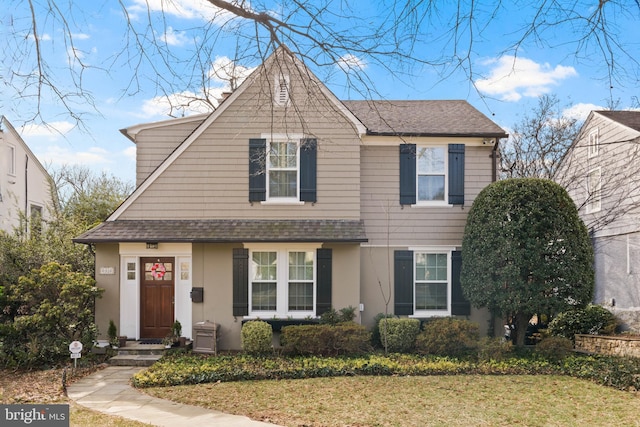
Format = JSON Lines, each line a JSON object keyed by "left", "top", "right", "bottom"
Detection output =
{"left": 110, "top": 47, "right": 365, "bottom": 222}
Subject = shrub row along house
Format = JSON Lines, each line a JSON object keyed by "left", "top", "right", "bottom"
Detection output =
{"left": 74, "top": 47, "right": 508, "bottom": 350}
{"left": 556, "top": 110, "right": 640, "bottom": 332}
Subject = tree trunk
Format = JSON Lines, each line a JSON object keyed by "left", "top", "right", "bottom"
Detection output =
{"left": 514, "top": 312, "right": 530, "bottom": 346}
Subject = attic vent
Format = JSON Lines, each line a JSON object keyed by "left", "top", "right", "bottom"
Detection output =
{"left": 274, "top": 74, "right": 290, "bottom": 107}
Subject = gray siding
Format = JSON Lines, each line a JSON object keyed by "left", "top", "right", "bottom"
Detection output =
{"left": 556, "top": 112, "right": 640, "bottom": 237}
{"left": 360, "top": 144, "right": 494, "bottom": 246}
{"left": 120, "top": 62, "right": 361, "bottom": 221}
{"left": 135, "top": 119, "right": 206, "bottom": 185}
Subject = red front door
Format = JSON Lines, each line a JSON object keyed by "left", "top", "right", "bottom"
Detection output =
{"left": 140, "top": 257, "right": 175, "bottom": 338}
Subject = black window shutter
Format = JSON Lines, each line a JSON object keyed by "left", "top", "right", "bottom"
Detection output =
{"left": 232, "top": 248, "right": 249, "bottom": 316}
{"left": 450, "top": 250, "right": 471, "bottom": 315}
{"left": 448, "top": 144, "right": 465, "bottom": 205}
{"left": 399, "top": 144, "right": 416, "bottom": 205}
{"left": 300, "top": 138, "right": 317, "bottom": 202}
{"left": 249, "top": 138, "right": 266, "bottom": 202}
{"left": 394, "top": 250, "right": 414, "bottom": 315}
{"left": 316, "top": 248, "right": 332, "bottom": 315}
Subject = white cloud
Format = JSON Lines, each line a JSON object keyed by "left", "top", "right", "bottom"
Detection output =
{"left": 137, "top": 57, "right": 255, "bottom": 119}
{"left": 140, "top": 91, "right": 217, "bottom": 118}
{"left": 127, "top": 0, "right": 232, "bottom": 22}
{"left": 38, "top": 145, "right": 111, "bottom": 166}
{"left": 476, "top": 56, "right": 578, "bottom": 102}
{"left": 209, "top": 56, "right": 255, "bottom": 86}
{"left": 20, "top": 121, "right": 74, "bottom": 137}
{"left": 123, "top": 146, "right": 137, "bottom": 162}
{"left": 337, "top": 54, "right": 367, "bottom": 72}
{"left": 159, "top": 27, "right": 189, "bottom": 46}
{"left": 563, "top": 103, "right": 603, "bottom": 121}
{"left": 71, "top": 33, "right": 90, "bottom": 40}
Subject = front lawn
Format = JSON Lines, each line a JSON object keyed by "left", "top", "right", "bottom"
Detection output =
{"left": 143, "top": 375, "right": 640, "bottom": 427}
{"left": 135, "top": 352, "right": 640, "bottom": 426}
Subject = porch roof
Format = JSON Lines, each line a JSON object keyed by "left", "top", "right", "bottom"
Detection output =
{"left": 73, "top": 219, "right": 368, "bottom": 244}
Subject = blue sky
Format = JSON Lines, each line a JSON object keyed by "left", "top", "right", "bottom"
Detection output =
{"left": 3, "top": 1, "right": 639, "bottom": 185}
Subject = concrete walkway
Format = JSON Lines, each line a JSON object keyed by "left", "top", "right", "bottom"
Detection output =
{"left": 67, "top": 366, "right": 281, "bottom": 427}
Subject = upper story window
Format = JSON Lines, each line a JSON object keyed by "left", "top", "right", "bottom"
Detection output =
{"left": 588, "top": 128, "right": 599, "bottom": 158}
{"left": 268, "top": 140, "right": 298, "bottom": 199}
{"left": 249, "top": 137, "right": 317, "bottom": 204}
{"left": 587, "top": 167, "right": 601, "bottom": 213}
{"left": 399, "top": 144, "right": 465, "bottom": 206}
{"left": 417, "top": 147, "right": 447, "bottom": 202}
{"left": 7, "top": 145, "right": 16, "bottom": 176}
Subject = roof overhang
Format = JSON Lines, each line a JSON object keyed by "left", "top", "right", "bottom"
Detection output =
{"left": 74, "top": 219, "right": 368, "bottom": 244}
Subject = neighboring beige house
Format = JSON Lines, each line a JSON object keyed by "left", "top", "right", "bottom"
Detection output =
{"left": 75, "top": 47, "right": 508, "bottom": 349}
{"left": 0, "top": 116, "right": 52, "bottom": 234}
{"left": 555, "top": 111, "right": 640, "bottom": 332}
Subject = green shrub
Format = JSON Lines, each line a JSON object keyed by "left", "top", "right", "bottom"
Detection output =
{"left": 371, "top": 313, "right": 396, "bottom": 348}
{"left": 0, "top": 262, "right": 102, "bottom": 368}
{"left": 416, "top": 317, "right": 479, "bottom": 357}
{"left": 377, "top": 318, "right": 420, "bottom": 353}
{"left": 280, "top": 323, "right": 371, "bottom": 356}
{"left": 548, "top": 305, "right": 619, "bottom": 341}
{"left": 241, "top": 321, "right": 273, "bottom": 354}
{"left": 535, "top": 336, "right": 574, "bottom": 361}
{"left": 477, "top": 337, "right": 513, "bottom": 361}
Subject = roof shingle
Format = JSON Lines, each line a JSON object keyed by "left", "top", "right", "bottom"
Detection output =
{"left": 74, "top": 219, "right": 367, "bottom": 244}
{"left": 342, "top": 100, "right": 508, "bottom": 137}
{"left": 596, "top": 111, "right": 640, "bottom": 132}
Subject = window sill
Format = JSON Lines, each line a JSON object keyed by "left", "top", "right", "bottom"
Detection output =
{"left": 410, "top": 312, "right": 450, "bottom": 319}
{"left": 411, "top": 202, "right": 453, "bottom": 208}
{"left": 260, "top": 200, "right": 305, "bottom": 206}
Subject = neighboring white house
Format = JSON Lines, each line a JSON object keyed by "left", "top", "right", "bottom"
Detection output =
{"left": 555, "top": 110, "right": 640, "bottom": 332}
{"left": 0, "top": 116, "right": 52, "bottom": 234}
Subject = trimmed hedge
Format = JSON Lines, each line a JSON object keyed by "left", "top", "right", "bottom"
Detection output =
{"left": 241, "top": 321, "right": 273, "bottom": 354}
{"left": 377, "top": 318, "right": 420, "bottom": 353}
{"left": 280, "top": 323, "right": 371, "bottom": 356}
{"left": 415, "top": 318, "right": 479, "bottom": 357}
{"left": 548, "top": 305, "right": 619, "bottom": 341}
{"left": 132, "top": 352, "right": 640, "bottom": 392}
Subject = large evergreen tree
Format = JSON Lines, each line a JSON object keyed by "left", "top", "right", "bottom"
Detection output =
{"left": 461, "top": 178, "right": 594, "bottom": 345}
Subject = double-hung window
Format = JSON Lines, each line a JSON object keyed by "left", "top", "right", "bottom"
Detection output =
{"left": 417, "top": 147, "right": 447, "bottom": 203}
{"left": 415, "top": 252, "right": 449, "bottom": 312}
{"left": 394, "top": 249, "right": 469, "bottom": 317}
{"left": 268, "top": 140, "right": 298, "bottom": 199}
{"left": 249, "top": 247, "right": 316, "bottom": 317}
{"left": 588, "top": 128, "right": 599, "bottom": 158}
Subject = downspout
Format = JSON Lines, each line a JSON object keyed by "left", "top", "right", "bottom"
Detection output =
{"left": 24, "top": 154, "right": 29, "bottom": 235}
{"left": 491, "top": 137, "right": 499, "bottom": 182}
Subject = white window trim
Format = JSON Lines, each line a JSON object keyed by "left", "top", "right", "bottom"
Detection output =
{"left": 588, "top": 128, "right": 599, "bottom": 158}
{"left": 408, "top": 247, "right": 455, "bottom": 317}
{"left": 7, "top": 144, "right": 16, "bottom": 176}
{"left": 586, "top": 167, "right": 602, "bottom": 214}
{"left": 261, "top": 133, "right": 304, "bottom": 203}
{"left": 414, "top": 145, "right": 449, "bottom": 207}
{"left": 245, "top": 243, "right": 321, "bottom": 319}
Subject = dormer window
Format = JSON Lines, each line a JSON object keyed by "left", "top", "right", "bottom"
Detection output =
{"left": 274, "top": 74, "right": 290, "bottom": 107}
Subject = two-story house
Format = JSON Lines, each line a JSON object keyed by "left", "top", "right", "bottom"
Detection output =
{"left": 555, "top": 110, "right": 640, "bottom": 332}
{"left": 0, "top": 116, "right": 52, "bottom": 234}
{"left": 75, "top": 47, "right": 508, "bottom": 349}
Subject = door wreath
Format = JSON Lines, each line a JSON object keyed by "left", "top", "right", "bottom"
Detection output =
{"left": 151, "top": 263, "right": 166, "bottom": 279}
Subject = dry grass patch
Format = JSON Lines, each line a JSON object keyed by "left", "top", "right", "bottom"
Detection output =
{"left": 144, "top": 375, "right": 640, "bottom": 427}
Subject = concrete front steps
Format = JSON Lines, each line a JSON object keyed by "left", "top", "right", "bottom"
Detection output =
{"left": 109, "top": 342, "right": 167, "bottom": 367}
